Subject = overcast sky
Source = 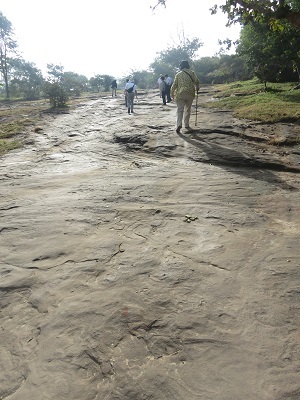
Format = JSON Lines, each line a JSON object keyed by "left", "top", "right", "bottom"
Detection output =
{"left": 1, "top": 0, "right": 240, "bottom": 78}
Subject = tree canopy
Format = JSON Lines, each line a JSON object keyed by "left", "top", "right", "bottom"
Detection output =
{"left": 216, "top": 0, "right": 300, "bottom": 29}
{"left": 150, "top": 33, "right": 202, "bottom": 77}
{"left": 237, "top": 20, "right": 300, "bottom": 86}
{"left": 153, "top": 1, "right": 300, "bottom": 30}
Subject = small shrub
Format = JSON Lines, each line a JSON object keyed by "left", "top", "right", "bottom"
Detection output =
{"left": 43, "top": 82, "right": 69, "bottom": 108}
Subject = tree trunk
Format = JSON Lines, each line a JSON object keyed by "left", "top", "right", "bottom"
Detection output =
{"left": 0, "top": 55, "right": 10, "bottom": 99}
{"left": 286, "top": 11, "right": 300, "bottom": 29}
{"left": 295, "top": 62, "right": 300, "bottom": 81}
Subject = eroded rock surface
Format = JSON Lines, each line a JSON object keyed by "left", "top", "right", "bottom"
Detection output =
{"left": 0, "top": 89, "right": 299, "bottom": 399}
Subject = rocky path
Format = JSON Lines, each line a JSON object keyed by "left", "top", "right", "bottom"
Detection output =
{"left": 0, "top": 89, "right": 299, "bottom": 400}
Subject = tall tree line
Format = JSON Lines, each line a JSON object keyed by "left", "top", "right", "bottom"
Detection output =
{"left": 1, "top": 2, "right": 300, "bottom": 101}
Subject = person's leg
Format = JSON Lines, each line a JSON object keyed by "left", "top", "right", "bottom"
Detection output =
{"left": 162, "top": 90, "right": 166, "bottom": 105}
{"left": 131, "top": 93, "right": 135, "bottom": 113}
{"left": 128, "top": 93, "right": 134, "bottom": 113}
{"left": 176, "top": 97, "right": 185, "bottom": 131}
{"left": 183, "top": 93, "right": 194, "bottom": 128}
{"left": 127, "top": 93, "right": 131, "bottom": 113}
{"left": 125, "top": 94, "right": 128, "bottom": 107}
{"left": 166, "top": 86, "right": 171, "bottom": 102}
{"left": 128, "top": 98, "right": 131, "bottom": 113}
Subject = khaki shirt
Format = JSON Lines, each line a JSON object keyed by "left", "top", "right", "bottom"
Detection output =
{"left": 171, "top": 69, "right": 199, "bottom": 100}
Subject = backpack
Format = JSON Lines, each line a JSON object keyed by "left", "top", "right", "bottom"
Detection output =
{"left": 127, "top": 84, "right": 134, "bottom": 93}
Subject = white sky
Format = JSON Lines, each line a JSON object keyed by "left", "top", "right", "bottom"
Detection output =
{"left": 0, "top": 0, "right": 240, "bottom": 79}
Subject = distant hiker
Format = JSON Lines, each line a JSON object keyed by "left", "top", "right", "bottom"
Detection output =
{"left": 165, "top": 74, "right": 173, "bottom": 102}
{"left": 111, "top": 79, "right": 117, "bottom": 97}
{"left": 157, "top": 76, "right": 163, "bottom": 97}
{"left": 124, "top": 78, "right": 137, "bottom": 114}
{"left": 171, "top": 60, "right": 200, "bottom": 133}
{"left": 160, "top": 75, "right": 167, "bottom": 105}
{"left": 124, "top": 78, "right": 129, "bottom": 107}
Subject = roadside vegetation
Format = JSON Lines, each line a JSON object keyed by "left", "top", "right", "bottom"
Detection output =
{"left": 204, "top": 80, "right": 300, "bottom": 123}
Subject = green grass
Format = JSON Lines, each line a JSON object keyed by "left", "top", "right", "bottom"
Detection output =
{"left": 204, "top": 80, "right": 300, "bottom": 123}
{"left": 0, "top": 139, "right": 21, "bottom": 155}
{"left": 0, "top": 99, "right": 49, "bottom": 155}
{"left": 0, "top": 120, "right": 34, "bottom": 138}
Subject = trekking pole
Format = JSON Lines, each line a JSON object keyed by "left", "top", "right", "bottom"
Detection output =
{"left": 195, "top": 91, "right": 199, "bottom": 126}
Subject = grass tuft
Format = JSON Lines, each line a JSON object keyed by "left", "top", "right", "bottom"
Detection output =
{"left": 203, "top": 80, "right": 300, "bottom": 123}
{"left": 0, "top": 139, "right": 21, "bottom": 155}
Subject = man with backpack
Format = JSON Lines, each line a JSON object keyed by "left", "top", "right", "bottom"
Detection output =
{"left": 171, "top": 60, "right": 200, "bottom": 133}
{"left": 124, "top": 78, "right": 137, "bottom": 114}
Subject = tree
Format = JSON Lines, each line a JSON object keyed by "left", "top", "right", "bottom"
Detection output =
{"left": 45, "top": 64, "right": 89, "bottom": 95}
{"left": 237, "top": 21, "right": 300, "bottom": 87}
{"left": 98, "top": 74, "right": 113, "bottom": 92}
{"left": 0, "top": 12, "right": 18, "bottom": 99}
{"left": 192, "top": 57, "right": 221, "bottom": 84}
{"left": 61, "top": 71, "right": 89, "bottom": 96}
{"left": 150, "top": 34, "right": 202, "bottom": 78}
{"left": 89, "top": 74, "right": 113, "bottom": 92}
{"left": 44, "top": 64, "right": 68, "bottom": 108}
{"left": 153, "top": 1, "right": 300, "bottom": 30}
{"left": 212, "top": 1, "right": 300, "bottom": 30}
{"left": 125, "top": 70, "right": 154, "bottom": 89}
{"left": 89, "top": 75, "right": 103, "bottom": 93}
{"left": 46, "top": 63, "right": 64, "bottom": 83}
{"left": 43, "top": 81, "right": 69, "bottom": 108}
{"left": 10, "top": 59, "right": 44, "bottom": 99}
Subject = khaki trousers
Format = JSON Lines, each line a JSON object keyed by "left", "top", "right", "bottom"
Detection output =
{"left": 176, "top": 91, "right": 194, "bottom": 128}
{"left": 127, "top": 92, "right": 135, "bottom": 112}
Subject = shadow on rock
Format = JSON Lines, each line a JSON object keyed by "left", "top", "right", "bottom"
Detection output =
{"left": 178, "top": 131, "right": 299, "bottom": 191}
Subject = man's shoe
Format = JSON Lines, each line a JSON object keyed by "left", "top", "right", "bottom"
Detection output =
{"left": 176, "top": 126, "right": 182, "bottom": 133}
{"left": 185, "top": 126, "right": 194, "bottom": 132}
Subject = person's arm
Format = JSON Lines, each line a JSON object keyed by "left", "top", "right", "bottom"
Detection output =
{"left": 193, "top": 72, "right": 200, "bottom": 93}
{"left": 170, "top": 76, "right": 177, "bottom": 98}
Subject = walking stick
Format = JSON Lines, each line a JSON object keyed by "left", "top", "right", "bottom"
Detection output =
{"left": 195, "top": 92, "right": 199, "bottom": 126}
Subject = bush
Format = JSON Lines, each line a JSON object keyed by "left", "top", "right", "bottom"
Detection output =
{"left": 43, "top": 82, "right": 68, "bottom": 108}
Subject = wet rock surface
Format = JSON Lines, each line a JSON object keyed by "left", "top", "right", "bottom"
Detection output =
{"left": 0, "top": 88, "right": 299, "bottom": 399}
